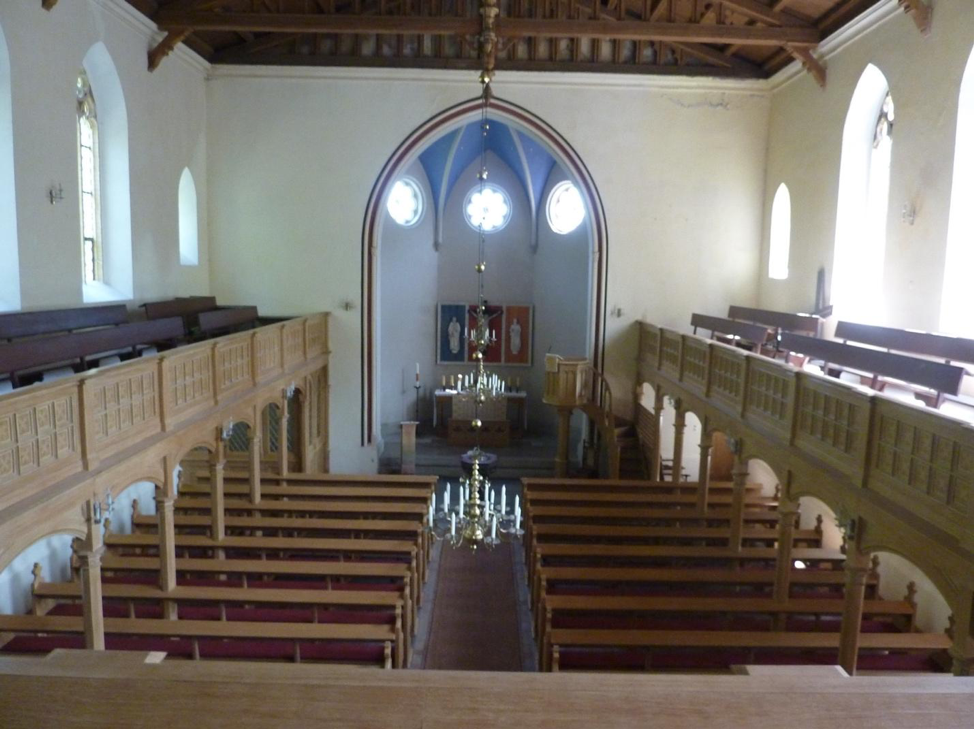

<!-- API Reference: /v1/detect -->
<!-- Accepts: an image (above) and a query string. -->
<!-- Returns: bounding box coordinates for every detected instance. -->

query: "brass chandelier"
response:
[427,0,522,550]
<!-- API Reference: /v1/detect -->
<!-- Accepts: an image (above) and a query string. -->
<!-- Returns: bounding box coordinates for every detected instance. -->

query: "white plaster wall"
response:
[0,0,209,310]
[0,533,75,615]
[759,1,974,329]
[110,480,157,535]
[206,68,769,471]
[874,551,951,633]
[747,459,780,498]
[378,160,437,433]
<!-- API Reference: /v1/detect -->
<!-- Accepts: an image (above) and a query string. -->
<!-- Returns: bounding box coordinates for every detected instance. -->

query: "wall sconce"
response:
[286,382,297,399]
[83,491,115,525]
[48,183,63,205]
[901,202,916,226]
[221,419,235,441]
[610,305,624,319]
[340,300,356,312]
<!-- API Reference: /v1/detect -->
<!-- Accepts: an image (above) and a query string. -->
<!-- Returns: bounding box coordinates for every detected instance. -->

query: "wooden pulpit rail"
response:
[0,317,185,379]
[727,305,821,336]
[690,314,772,350]
[834,320,974,368]
[779,332,966,396]
[0,304,129,341]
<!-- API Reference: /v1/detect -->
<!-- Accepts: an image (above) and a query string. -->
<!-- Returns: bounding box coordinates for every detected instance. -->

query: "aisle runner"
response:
[423,542,523,671]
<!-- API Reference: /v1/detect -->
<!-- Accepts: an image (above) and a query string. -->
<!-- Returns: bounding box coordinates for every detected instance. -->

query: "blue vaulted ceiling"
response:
[418,118,557,215]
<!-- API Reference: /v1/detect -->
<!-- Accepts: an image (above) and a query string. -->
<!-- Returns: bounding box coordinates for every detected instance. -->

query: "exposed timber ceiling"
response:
[119,0,933,84]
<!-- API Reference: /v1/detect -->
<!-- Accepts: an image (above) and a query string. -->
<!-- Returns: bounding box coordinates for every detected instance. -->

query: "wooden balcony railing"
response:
[638,321,974,665]
[0,314,329,515]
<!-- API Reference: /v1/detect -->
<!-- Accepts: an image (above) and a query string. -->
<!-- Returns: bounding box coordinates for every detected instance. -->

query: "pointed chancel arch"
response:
[0,21,19,312]
[80,42,132,303]
[768,183,791,280]
[940,46,974,337]
[360,96,608,445]
[831,64,893,324]
[178,168,199,266]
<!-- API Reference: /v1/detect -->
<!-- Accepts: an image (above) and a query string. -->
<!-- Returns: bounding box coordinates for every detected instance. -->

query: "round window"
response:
[386,178,424,227]
[464,184,512,233]
[546,180,585,235]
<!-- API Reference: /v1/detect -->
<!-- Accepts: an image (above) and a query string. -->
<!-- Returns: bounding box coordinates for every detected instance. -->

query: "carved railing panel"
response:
[680,336,709,393]
[305,314,329,359]
[0,382,82,497]
[709,345,746,411]
[283,320,305,368]
[82,360,161,463]
[254,326,283,382]
[215,333,254,399]
[744,359,794,433]
[161,343,215,425]
[868,399,973,540]
[660,329,682,377]
[640,323,661,368]
[793,376,868,477]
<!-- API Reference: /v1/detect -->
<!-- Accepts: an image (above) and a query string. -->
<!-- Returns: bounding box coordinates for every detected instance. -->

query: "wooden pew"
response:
[727,306,821,337]
[197,307,260,336]
[31,580,407,664]
[835,320,974,367]
[521,477,761,495]
[0,317,184,384]
[528,523,823,548]
[779,332,965,406]
[143,296,218,332]
[547,628,951,672]
[0,614,399,668]
[537,594,918,670]
[179,483,433,504]
[524,492,777,507]
[0,304,129,341]
[530,549,850,610]
[94,554,415,636]
[103,533,420,594]
[690,314,773,352]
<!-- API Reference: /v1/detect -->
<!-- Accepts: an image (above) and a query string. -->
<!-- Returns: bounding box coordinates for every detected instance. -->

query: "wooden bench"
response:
[103,533,422,601]
[537,594,918,670]
[0,304,129,341]
[524,492,777,507]
[779,332,966,406]
[727,305,822,337]
[0,317,184,384]
[690,314,773,353]
[197,307,260,336]
[179,482,433,504]
[174,497,429,521]
[31,579,408,663]
[0,614,399,668]
[94,554,416,634]
[528,523,823,548]
[521,477,761,495]
[143,296,218,332]
[547,628,951,672]
[531,549,851,610]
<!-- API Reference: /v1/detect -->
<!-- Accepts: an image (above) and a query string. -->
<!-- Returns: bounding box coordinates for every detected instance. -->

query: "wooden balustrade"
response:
[638,321,974,673]
[0,313,329,529]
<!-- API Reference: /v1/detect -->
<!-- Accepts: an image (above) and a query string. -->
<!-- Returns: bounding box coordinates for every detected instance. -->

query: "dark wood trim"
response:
[0,305,129,341]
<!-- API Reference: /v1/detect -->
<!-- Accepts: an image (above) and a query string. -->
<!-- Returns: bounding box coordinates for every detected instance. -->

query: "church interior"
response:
[0,0,973,726]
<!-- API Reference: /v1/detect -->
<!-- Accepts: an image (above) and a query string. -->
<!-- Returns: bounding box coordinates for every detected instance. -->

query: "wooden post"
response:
[554,407,572,477]
[773,497,800,605]
[157,496,178,619]
[949,582,974,676]
[649,389,664,480]
[838,541,871,675]
[400,421,418,475]
[696,432,712,513]
[279,394,290,477]
[670,401,686,483]
[211,436,226,541]
[78,499,105,650]
[249,430,262,505]
[729,456,748,552]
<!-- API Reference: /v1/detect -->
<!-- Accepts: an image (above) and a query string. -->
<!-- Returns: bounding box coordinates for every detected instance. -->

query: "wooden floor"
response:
[0,651,971,728]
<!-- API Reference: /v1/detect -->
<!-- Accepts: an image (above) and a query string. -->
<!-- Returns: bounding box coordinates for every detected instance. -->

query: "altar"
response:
[434,389,528,445]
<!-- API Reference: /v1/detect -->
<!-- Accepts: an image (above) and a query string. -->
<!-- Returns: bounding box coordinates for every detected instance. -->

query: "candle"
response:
[514,495,520,515]
[441,375,446,388]
[491,515,497,540]
[445,483,451,512]
[501,485,506,515]
[515,505,521,531]
[428,501,434,525]
[459,486,464,517]
[415,362,420,383]
[450,512,456,538]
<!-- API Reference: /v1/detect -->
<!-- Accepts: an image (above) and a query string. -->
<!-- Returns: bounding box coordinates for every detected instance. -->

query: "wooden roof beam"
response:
[718,0,811,27]
[899,0,932,36]
[148,30,191,71]
[157,13,821,46]
[669,41,765,76]
[786,44,825,87]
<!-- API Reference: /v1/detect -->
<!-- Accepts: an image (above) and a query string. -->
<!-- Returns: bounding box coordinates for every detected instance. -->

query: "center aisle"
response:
[422,542,528,671]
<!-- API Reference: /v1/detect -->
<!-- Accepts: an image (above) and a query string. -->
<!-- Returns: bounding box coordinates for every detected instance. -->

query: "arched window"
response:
[0,22,18,312]
[832,65,893,324]
[80,43,132,303]
[546,180,585,235]
[768,183,791,280]
[940,48,974,337]
[464,183,511,233]
[178,168,199,265]
[77,69,101,284]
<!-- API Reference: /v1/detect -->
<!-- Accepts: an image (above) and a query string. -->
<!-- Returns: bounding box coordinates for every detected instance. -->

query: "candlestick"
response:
[459,486,464,517]
[501,485,506,515]
[491,515,497,540]
[451,512,456,538]
[515,505,521,531]
[445,483,451,512]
